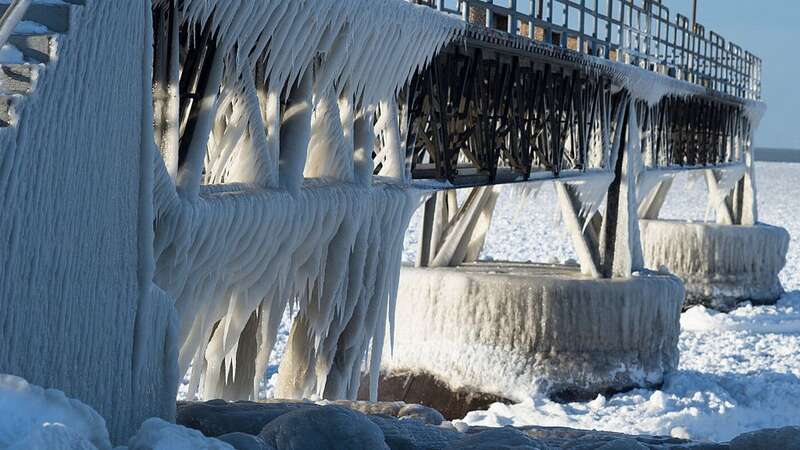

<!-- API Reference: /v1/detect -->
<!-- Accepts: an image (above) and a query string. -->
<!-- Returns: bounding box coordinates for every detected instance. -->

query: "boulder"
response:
[217,432,273,450]
[176,400,318,437]
[368,415,462,450]
[258,405,388,450]
[446,428,549,449]
[729,426,800,450]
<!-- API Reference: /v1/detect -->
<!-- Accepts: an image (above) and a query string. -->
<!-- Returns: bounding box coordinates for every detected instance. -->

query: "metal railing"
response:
[417,0,761,101]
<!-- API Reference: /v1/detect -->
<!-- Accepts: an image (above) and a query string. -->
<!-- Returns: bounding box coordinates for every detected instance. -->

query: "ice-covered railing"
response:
[417,0,761,101]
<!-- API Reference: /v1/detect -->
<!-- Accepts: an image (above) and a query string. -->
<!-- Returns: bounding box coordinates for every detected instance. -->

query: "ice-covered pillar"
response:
[176,46,225,200]
[279,70,314,192]
[377,97,406,183]
[600,98,644,278]
[353,107,376,185]
[556,182,601,278]
[416,187,500,268]
[739,139,759,226]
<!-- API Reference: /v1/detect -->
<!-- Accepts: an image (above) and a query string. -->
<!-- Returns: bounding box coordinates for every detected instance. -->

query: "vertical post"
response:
[436,0,445,11]
[509,0,518,34]
[416,196,437,268]
[462,0,470,22]
[528,0,536,38]
[691,0,698,31]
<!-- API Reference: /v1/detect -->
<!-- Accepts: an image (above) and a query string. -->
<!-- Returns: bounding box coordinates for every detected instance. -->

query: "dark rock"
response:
[176,400,319,437]
[359,371,509,420]
[368,414,462,450]
[446,427,550,449]
[729,426,800,450]
[330,400,405,417]
[259,405,388,450]
[398,404,445,426]
[218,432,273,450]
[596,438,648,449]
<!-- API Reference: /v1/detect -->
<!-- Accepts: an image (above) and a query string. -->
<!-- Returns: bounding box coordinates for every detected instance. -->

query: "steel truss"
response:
[404,40,754,187]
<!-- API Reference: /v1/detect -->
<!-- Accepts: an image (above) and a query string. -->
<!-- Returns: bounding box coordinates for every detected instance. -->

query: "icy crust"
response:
[153,166,419,403]
[0,1,178,443]
[384,264,685,401]
[463,25,765,114]
[640,220,789,310]
[154,0,464,108]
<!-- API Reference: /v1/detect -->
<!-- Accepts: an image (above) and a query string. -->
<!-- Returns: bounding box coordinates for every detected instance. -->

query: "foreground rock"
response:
[728,426,800,450]
[381,263,684,412]
[641,220,789,311]
[177,400,800,449]
[258,406,388,449]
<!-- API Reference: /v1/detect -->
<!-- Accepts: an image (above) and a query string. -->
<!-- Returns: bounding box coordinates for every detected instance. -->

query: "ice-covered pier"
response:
[0,0,783,443]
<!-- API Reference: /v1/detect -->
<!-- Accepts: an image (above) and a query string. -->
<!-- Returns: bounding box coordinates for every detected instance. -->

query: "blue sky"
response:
[663,0,800,149]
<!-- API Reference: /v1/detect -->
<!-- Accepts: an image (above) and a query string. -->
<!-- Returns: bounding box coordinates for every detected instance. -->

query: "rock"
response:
[729,426,800,450]
[368,414,462,450]
[398,404,445,425]
[596,438,649,449]
[330,400,405,417]
[217,432,273,450]
[331,400,445,425]
[176,400,318,437]
[516,425,727,449]
[446,428,549,449]
[258,405,388,450]
[358,371,509,420]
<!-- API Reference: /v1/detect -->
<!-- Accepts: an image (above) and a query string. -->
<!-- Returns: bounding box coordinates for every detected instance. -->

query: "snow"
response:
[0,375,111,450]
[0,376,236,450]
[125,418,233,450]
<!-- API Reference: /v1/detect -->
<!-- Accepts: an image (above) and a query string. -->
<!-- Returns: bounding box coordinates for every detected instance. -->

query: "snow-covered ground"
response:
[442,162,800,443]
[245,162,800,443]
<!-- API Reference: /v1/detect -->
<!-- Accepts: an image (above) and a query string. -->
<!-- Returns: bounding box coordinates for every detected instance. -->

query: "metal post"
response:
[509,0,518,34]
[691,0,697,31]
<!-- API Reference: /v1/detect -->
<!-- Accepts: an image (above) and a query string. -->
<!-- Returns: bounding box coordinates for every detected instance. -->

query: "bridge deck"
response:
[400,0,762,189]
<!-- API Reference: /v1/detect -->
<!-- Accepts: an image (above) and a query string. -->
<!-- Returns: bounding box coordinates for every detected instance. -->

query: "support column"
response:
[279,70,314,192]
[600,98,644,278]
[556,182,601,278]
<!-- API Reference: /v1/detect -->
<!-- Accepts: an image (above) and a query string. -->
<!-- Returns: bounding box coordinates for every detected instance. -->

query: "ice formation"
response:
[0,1,177,442]
[640,220,789,310]
[385,264,685,401]
[0,0,463,442]
[146,0,464,406]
